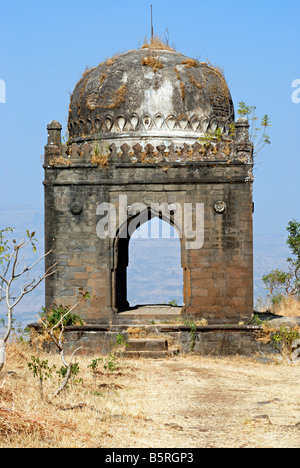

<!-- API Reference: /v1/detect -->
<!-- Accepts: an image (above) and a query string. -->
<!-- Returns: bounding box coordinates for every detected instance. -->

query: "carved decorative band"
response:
[45,139,253,169]
[68,112,233,139]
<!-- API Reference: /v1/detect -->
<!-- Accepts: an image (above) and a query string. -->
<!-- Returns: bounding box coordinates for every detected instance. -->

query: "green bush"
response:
[271,325,300,356]
[39,304,84,329]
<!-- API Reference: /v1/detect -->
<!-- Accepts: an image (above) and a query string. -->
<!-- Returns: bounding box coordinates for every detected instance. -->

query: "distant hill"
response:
[253,233,289,307]
[128,237,184,306]
[0,205,291,325]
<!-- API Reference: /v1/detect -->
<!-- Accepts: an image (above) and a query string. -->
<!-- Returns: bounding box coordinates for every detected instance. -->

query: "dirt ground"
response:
[107,355,300,448]
[1,345,300,448]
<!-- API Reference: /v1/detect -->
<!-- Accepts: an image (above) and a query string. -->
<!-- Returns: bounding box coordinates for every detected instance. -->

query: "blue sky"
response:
[0,0,299,235]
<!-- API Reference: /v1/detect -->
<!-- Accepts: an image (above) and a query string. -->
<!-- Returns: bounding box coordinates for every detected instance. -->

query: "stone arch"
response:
[112,207,184,312]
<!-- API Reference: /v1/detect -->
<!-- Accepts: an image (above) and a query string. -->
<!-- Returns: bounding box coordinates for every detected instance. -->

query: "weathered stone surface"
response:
[127,339,168,351]
[28,323,274,357]
[68,49,234,147]
[44,44,254,331]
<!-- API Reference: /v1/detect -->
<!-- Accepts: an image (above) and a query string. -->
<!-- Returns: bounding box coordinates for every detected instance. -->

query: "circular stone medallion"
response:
[214,201,226,213]
[70,202,83,215]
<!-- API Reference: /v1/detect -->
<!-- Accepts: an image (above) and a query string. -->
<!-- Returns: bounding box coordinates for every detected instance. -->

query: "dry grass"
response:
[99,73,107,87]
[141,35,175,52]
[90,152,109,168]
[77,74,90,116]
[179,82,185,101]
[141,53,164,73]
[91,142,110,168]
[49,156,71,166]
[105,57,115,67]
[205,61,230,103]
[181,59,199,69]
[257,296,300,317]
[127,327,147,339]
[87,83,127,112]
[274,296,300,317]
[174,66,181,81]
[173,66,186,101]
[98,54,120,67]
[108,83,127,109]
[188,74,202,92]
[1,341,300,448]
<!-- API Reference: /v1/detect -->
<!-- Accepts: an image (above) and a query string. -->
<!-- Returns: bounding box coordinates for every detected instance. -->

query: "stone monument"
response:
[43,41,254,340]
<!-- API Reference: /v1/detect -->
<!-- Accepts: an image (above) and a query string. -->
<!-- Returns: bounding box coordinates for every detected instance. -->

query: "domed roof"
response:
[68,44,234,147]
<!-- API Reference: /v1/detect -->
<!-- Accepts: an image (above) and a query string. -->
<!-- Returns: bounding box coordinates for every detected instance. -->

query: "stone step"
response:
[115,305,182,325]
[124,338,180,359]
[115,316,179,325]
[126,338,168,352]
[124,349,180,359]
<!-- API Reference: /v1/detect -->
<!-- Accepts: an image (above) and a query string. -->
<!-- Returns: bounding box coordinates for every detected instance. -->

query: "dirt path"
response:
[104,355,300,448]
[2,346,300,448]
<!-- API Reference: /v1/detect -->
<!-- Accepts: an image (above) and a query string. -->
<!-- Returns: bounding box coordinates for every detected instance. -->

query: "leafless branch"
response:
[12,250,53,280]
[39,296,86,398]
[0,240,57,372]
[51,346,83,398]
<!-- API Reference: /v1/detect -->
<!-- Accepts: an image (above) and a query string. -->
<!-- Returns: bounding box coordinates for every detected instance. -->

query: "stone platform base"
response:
[28,321,274,357]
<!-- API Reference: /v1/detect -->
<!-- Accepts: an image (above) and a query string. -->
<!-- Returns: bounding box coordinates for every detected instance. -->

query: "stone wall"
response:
[28,323,274,357]
[44,119,253,325]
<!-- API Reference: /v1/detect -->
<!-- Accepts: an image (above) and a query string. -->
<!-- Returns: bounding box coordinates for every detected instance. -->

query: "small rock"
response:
[253,414,271,424]
[165,422,184,431]
[257,398,281,405]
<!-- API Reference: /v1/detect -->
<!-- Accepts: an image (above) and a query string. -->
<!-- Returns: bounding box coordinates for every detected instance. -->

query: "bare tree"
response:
[0,231,57,372]
[38,290,89,398]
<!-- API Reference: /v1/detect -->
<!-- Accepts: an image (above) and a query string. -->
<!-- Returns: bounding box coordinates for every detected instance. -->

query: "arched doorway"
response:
[113,209,183,313]
[128,217,183,307]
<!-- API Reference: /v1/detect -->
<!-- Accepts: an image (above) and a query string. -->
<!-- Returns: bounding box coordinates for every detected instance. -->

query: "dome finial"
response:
[151,4,154,41]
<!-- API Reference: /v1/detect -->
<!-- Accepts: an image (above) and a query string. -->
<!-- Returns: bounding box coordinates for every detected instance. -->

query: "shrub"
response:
[39,305,84,329]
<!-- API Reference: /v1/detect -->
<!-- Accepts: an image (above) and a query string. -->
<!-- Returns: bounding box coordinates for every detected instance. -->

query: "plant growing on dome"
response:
[199,123,235,148]
[199,101,271,156]
[237,101,271,156]
[91,137,110,168]
[141,34,176,52]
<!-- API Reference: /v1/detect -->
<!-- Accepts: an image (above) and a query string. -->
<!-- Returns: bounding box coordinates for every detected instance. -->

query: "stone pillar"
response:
[47,120,62,145]
[235,117,250,143]
[44,120,62,165]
